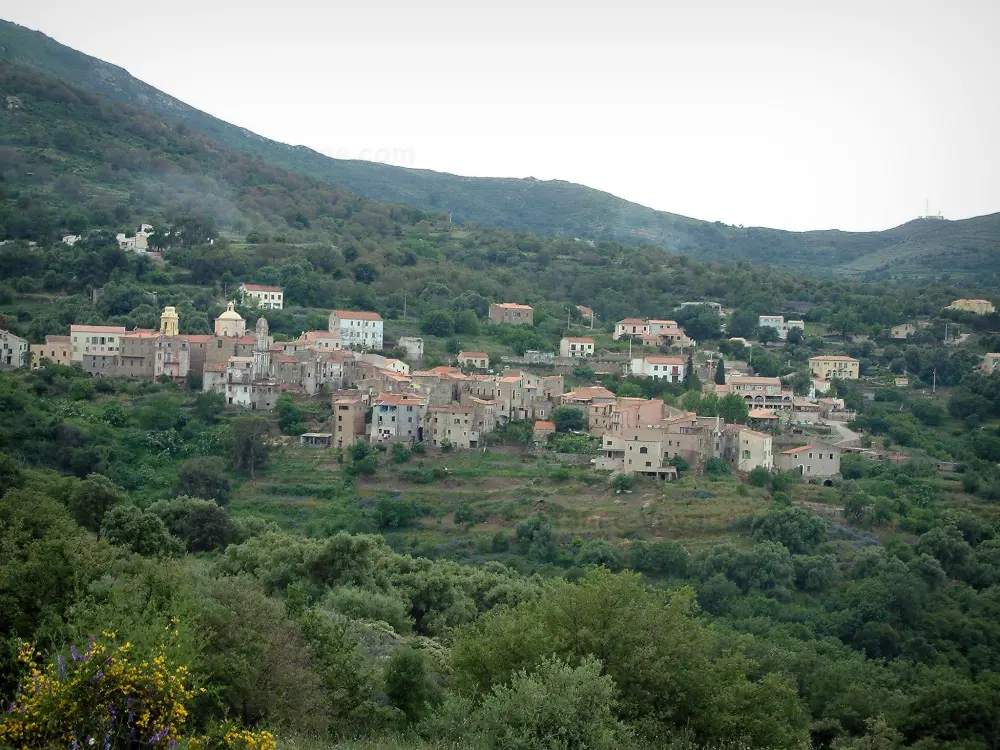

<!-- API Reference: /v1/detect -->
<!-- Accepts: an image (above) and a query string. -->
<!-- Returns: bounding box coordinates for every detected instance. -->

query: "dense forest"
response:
[4,47,1000,750]
[3,358,1000,749]
[2,19,1000,283]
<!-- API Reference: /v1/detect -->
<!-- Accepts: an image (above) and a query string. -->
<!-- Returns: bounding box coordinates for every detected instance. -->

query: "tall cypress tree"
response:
[684,353,700,391]
[715,357,726,385]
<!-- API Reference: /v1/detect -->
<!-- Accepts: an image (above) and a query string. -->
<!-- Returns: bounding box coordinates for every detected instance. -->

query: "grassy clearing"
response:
[231,444,778,553]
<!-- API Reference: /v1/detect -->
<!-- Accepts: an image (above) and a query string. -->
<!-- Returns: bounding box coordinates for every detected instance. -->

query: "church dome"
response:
[217,301,243,321]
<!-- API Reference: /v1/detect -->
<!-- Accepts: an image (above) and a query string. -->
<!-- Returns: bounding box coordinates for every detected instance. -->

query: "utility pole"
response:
[932,367,937,394]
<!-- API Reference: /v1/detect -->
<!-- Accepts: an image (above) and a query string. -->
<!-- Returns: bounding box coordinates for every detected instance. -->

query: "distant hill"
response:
[2,19,999,284]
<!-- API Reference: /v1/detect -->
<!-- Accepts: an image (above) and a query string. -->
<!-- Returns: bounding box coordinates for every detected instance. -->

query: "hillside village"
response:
[4,23,1000,750]
[10,282,915,482]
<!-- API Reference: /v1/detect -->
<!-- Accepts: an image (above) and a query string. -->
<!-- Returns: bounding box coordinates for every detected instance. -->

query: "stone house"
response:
[488,303,534,326]
[775,440,842,478]
[30,335,71,368]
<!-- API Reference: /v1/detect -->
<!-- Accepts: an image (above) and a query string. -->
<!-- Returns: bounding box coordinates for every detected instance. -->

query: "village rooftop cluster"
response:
[0,287,912,482]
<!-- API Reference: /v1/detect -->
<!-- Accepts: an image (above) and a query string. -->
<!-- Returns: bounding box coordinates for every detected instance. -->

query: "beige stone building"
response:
[982,353,1000,375]
[776,441,842,478]
[30,335,71,368]
[721,425,773,472]
[533,420,556,444]
[596,401,724,476]
[489,302,534,326]
[331,391,367,449]
[726,376,795,410]
[614,318,650,340]
[425,404,482,449]
[808,355,860,380]
[458,351,490,370]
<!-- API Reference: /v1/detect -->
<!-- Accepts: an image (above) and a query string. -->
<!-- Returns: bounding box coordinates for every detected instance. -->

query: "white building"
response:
[757,315,805,340]
[630,355,687,382]
[239,283,284,310]
[70,324,127,362]
[115,224,153,253]
[0,329,29,368]
[329,310,384,351]
[560,337,595,358]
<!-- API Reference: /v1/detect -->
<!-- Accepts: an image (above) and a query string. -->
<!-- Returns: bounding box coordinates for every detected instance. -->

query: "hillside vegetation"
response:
[2,19,999,284]
[5,56,998,351]
[4,36,1000,750]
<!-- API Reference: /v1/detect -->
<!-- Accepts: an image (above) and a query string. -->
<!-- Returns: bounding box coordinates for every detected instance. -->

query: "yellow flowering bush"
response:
[187,723,277,750]
[0,623,280,750]
[0,631,193,749]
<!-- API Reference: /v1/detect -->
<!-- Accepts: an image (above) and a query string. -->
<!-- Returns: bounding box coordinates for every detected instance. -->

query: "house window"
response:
[639,446,648,454]
[742,450,751,459]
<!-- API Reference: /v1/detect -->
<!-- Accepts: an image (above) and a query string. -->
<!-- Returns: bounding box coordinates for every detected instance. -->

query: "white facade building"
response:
[560,337,595,358]
[70,325,127,362]
[757,315,805,340]
[329,310,384,351]
[630,355,687,382]
[239,283,284,310]
[0,329,29,368]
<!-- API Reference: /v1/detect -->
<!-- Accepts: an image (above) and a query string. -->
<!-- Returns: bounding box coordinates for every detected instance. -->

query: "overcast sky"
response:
[4,0,999,231]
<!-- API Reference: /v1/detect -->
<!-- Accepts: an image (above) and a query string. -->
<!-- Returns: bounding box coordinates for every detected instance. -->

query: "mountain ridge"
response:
[1,18,999,283]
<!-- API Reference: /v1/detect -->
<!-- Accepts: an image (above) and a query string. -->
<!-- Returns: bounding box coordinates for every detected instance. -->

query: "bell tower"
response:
[253,316,271,380]
[159,306,179,337]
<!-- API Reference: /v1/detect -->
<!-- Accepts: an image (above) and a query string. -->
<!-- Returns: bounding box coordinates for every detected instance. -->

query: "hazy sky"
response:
[4,0,999,231]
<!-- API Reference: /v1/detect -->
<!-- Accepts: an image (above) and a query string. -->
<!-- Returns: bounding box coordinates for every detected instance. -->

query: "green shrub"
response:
[472,656,631,750]
[323,586,413,632]
[391,443,412,464]
[611,473,635,493]
[705,457,730,477]
[748,467,771,487]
